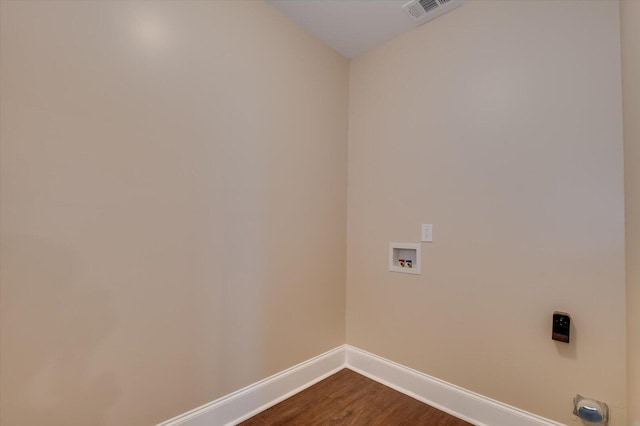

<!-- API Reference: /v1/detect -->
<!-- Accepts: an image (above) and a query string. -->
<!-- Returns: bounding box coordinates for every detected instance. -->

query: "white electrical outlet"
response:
[421,224,433,242]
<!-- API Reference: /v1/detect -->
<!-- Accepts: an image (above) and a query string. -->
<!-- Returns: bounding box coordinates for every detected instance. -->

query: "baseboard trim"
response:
[156,346,346,426]
[345,345,565,426]
[157,344,566,426]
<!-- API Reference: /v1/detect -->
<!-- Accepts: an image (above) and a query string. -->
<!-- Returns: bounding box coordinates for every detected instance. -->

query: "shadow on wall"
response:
[0,234,118,425]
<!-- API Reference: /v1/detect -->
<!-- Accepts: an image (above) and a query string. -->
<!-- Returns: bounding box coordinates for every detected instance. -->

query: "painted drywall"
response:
[621,1,640,425]
[0,1,348,424]
[346,1,626,424]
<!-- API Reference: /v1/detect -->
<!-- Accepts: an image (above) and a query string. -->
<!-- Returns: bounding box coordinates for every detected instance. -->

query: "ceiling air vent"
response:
[419,0,439,13]
[402,0,467,26]
[404,1,428,19]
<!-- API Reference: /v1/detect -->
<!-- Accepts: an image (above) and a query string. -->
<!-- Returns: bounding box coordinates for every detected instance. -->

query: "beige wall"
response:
[0,1,348,425]
[2,0,636,425]
[346,1,627,424]
[621,1,640,425]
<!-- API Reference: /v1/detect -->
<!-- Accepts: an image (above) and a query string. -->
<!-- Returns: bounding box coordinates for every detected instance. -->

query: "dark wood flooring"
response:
[238,368,473,426]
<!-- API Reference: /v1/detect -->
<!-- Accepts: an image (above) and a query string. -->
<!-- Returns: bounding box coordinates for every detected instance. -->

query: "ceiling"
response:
[266,0,423,58]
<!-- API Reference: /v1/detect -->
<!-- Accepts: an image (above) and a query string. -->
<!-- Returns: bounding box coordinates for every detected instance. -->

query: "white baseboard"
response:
[345,345,565,426]
[156,346,345,426]
[157,344,565,426]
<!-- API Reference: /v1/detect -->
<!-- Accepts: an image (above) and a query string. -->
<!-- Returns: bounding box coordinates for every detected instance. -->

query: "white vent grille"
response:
[402,0,466,25]
[404,1,427,19]
[418,0,439,13]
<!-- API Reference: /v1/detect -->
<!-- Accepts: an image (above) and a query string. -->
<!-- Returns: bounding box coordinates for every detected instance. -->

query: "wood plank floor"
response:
[238,368,473,425]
